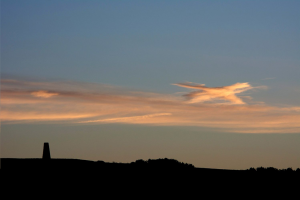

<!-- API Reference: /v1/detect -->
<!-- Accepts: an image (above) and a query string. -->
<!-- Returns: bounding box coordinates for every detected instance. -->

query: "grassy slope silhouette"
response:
[1,158,299,174]
[1,143,299,174]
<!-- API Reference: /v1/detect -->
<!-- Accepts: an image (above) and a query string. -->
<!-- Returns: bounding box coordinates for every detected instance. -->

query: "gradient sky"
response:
[1,0,300,169]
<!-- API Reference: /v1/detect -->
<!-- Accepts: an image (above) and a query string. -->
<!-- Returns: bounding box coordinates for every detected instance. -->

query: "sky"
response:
[1,0,300,169]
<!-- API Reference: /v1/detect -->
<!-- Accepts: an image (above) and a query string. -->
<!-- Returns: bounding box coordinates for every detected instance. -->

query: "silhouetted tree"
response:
[285,167,293,173]
[248,167,256,172]
[256,166,265,172]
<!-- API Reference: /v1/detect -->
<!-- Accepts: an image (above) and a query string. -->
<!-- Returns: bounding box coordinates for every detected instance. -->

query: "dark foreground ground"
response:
[1,158,299,196]
[1,157,299,173]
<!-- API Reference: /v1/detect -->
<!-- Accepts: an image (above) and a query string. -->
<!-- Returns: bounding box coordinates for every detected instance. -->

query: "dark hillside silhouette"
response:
[1,143,299,175]
[1,143,299,196]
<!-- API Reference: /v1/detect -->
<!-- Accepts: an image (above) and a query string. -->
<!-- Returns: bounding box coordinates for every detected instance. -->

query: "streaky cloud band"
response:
[1,78,299,133]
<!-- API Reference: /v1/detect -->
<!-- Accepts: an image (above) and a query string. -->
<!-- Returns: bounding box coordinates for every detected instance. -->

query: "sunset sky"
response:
[1,0,300,169]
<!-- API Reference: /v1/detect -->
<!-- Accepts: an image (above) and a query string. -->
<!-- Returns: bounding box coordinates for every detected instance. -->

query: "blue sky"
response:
[1,0,300,169]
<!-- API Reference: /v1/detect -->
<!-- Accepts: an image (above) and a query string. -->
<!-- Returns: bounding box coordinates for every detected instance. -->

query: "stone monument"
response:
[42,142,51,159]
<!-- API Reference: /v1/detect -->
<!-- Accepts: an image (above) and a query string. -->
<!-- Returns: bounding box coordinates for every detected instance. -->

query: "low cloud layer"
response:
[1,78,300,133]
[80,113,172,123]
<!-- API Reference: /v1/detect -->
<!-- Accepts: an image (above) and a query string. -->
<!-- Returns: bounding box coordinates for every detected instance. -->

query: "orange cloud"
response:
[1,78,299,133]
[80,113,172,123]
[31,90,59,98]
[1,110,95,122]
[173,82,256,104]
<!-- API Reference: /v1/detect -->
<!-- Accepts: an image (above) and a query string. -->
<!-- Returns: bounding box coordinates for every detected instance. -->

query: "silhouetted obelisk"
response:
[43,142,51,159]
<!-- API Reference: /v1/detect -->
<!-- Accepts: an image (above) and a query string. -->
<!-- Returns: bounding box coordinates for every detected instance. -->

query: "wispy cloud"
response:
[80,113,172,123]
[1,78,299,133]
[173,82,256,104]
[31,90,59,98]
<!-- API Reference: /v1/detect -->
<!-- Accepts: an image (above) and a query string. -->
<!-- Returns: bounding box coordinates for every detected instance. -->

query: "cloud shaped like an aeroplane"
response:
[173,82,255,104]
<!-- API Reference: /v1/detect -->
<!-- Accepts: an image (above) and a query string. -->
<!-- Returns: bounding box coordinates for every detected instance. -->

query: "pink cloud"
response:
[173,82,255,104]
[31,90,59,98]
[1,78,299,133]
